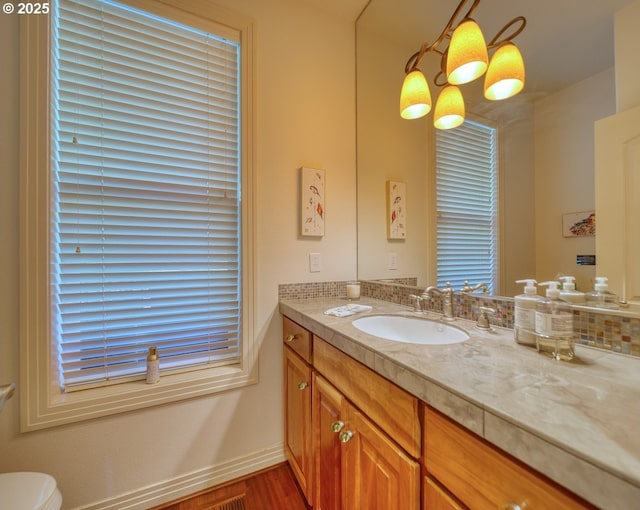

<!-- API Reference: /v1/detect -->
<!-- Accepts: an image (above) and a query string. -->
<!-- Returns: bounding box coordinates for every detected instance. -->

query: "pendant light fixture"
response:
[400,69,432,119]
[399,0,526,128]
[484,42,525,100]
[434,85,465,130]
[446,19,488,85]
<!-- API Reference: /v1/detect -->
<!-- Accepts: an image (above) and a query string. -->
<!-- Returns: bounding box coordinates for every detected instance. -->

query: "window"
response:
[435,119,499,293]
[20,0,255,430]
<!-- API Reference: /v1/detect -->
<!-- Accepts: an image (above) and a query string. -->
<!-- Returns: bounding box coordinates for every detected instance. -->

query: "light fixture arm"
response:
[403,0,526,87]
[486,15,526,48]
[404,0,480,75]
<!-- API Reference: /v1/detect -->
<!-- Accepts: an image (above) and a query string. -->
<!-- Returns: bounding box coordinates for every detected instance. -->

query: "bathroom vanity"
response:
[280,296,640,509]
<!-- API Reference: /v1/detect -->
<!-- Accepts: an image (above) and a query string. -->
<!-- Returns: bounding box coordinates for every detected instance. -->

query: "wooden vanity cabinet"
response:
[284,317,420,509]
[283,318,313,504]
[313,336,420,510]
[284,315,596,510]
[423,406,596,510]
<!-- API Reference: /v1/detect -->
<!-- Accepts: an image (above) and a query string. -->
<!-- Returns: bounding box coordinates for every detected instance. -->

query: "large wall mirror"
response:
[356,0,638,301]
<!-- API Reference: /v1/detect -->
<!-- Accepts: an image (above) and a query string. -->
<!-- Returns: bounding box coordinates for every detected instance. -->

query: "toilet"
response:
[0,472,62,510]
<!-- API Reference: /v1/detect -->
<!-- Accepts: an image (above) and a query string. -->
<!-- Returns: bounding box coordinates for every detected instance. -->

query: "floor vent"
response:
[209,495,246,510]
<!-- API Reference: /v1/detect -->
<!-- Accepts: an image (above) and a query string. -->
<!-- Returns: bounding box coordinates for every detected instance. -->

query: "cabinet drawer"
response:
[283,316,312,363]
[424,406,594,510]
[314,337,420,458]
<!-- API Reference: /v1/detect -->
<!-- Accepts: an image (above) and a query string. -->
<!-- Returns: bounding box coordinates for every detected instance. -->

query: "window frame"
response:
[19,0,256,431]
[432,115,502,294]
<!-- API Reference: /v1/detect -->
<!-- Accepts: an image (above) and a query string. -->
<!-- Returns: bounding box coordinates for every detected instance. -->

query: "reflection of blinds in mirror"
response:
[435,119,499,294]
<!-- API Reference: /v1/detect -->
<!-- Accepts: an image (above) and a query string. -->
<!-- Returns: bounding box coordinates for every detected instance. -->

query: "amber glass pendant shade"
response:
[433,85,465,130]
[446,19,488,85]
[484,42,525,100]
[400,70,432,119]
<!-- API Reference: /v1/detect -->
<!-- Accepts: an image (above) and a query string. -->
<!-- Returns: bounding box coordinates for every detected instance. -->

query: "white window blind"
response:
[52,0,242,390]
[435,120,499,293]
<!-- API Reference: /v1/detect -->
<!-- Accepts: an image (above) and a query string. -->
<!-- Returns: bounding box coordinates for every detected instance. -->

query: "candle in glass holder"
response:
[346,282,361,300]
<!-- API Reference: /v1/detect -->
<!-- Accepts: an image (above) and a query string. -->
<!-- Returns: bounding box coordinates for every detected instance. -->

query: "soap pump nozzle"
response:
[515,279,537,295]
[594,276,609,293]
[539,281,561,299]
[559,276,576,291]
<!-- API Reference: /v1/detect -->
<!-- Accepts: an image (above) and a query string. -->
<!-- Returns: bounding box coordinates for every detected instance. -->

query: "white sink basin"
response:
[352,315,469,345]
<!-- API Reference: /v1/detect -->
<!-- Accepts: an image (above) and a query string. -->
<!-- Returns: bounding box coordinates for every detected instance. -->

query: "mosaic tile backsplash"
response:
[278,279,640,358]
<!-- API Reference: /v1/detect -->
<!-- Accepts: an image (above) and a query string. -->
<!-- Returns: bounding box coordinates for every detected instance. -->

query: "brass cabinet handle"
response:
[285,334,297,343]
[297,381,308,390]
[331,420,344,433]
[339,430,354,443]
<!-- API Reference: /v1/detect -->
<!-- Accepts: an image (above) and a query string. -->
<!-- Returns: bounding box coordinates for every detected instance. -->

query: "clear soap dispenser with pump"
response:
[585,277,619,309]
[514,279,540,347]
[535,281,575,361]
[558,276,585,304]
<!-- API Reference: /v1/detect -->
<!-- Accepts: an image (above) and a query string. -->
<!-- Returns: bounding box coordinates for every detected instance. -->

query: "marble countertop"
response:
[279,296,640,510]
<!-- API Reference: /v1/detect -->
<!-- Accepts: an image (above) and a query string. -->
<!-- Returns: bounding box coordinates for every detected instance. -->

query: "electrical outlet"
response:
[388,252,398,270]
[309,252,322,272]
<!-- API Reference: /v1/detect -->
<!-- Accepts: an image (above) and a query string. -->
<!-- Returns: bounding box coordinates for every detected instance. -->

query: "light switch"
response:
[309,252,322,272]
[388,252,398,270]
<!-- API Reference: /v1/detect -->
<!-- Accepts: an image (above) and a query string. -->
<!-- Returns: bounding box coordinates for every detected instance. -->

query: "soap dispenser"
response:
[535,281,574,361]
[514,279,540,347]
[558,276,585,304]
[585,277,619,309]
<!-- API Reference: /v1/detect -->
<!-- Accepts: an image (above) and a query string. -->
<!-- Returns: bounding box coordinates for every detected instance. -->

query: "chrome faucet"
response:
[460,281,489,295]
[424,282,455,320]
[422,281,489,321]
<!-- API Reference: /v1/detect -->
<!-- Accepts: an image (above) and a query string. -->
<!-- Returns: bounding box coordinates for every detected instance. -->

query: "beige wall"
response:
[534,69,616,293]
[615,0,640,112]
[356,28,430,284]
[0,0,357,508]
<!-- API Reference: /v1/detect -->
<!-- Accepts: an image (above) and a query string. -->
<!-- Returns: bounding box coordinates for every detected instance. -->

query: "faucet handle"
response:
[408,294,423,312]
[476,306,496,330]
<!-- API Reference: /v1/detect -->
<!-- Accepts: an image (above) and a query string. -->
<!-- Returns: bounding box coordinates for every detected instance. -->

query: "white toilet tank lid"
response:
[0,472,62,510]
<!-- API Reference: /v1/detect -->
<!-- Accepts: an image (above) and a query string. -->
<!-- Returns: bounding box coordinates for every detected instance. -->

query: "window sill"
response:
[21,362,258,432]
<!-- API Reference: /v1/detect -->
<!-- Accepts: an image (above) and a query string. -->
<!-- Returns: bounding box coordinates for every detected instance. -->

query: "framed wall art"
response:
[387,180,406,239]
[300,167,325,237]
[563,211,595,237]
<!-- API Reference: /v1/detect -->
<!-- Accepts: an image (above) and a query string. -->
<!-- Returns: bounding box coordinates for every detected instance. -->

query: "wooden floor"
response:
[152,462,309,510]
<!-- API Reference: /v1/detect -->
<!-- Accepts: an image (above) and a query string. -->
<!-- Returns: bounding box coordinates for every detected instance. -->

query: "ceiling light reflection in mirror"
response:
[399,0,526,127]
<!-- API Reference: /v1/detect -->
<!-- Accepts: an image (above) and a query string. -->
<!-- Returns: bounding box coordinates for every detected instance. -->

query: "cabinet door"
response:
[423,476,465,510]
[342,402,420,510]
[313,374,344,510]
[284,346,313,504]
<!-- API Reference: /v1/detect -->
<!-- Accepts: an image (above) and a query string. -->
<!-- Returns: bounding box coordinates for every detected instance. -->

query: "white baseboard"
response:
[76,442,286,510]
